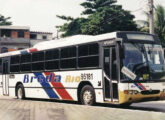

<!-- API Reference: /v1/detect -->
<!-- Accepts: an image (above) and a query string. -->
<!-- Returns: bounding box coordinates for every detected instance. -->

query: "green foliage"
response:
[80,0,117,15]
[58,18,87,37]
[56,15,74,21]
[57,0,138,37]
[155,5,165,44]
[0,14,12,25]
[81,6,137,35]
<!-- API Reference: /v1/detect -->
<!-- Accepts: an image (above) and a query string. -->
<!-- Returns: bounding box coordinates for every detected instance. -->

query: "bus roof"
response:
[0,32,117,58]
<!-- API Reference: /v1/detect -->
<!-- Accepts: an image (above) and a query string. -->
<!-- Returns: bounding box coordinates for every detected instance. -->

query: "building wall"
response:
[0,29,30,53]
[0,27,53,53]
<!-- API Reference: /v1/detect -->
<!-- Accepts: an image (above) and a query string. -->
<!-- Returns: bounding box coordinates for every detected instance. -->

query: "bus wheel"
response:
[80,85,95,105]
[16,84,25,99]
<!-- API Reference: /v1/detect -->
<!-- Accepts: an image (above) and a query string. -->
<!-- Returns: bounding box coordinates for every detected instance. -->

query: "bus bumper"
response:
[119,90,165,104]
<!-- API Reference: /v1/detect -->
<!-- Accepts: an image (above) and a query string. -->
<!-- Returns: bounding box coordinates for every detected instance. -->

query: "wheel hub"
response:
[83,90,92,105]
[18,88,22,99]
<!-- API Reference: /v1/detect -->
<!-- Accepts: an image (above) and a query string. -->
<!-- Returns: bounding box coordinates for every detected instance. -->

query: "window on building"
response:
[30,34,37,39]
[42,35,47,40]
[18,31,24,38]
[1,30,11,37]
[1,47,8,53]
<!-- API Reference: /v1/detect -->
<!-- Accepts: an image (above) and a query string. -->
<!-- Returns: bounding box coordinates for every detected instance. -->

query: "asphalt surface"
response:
[0,96,165,120]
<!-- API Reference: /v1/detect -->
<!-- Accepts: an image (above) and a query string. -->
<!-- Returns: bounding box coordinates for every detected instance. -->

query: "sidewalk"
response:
[0,96,165,120]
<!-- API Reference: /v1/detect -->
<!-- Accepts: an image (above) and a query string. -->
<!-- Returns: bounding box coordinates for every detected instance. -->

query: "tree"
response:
[81,5,138,35]
[56,16,87,37]
[57,0,138,37]
[154,5,165,44]
[0,14,12,25]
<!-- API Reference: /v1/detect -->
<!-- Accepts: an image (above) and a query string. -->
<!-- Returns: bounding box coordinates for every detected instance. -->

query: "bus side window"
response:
[60,47,76,69]
[32,52,44,71]
[112,47,117,80]
[45,49,59,70]
[10,55,20,73]
[21,53,31,72]
[78,43,99,68]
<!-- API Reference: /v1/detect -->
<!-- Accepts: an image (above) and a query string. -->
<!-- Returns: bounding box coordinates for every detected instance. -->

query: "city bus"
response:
[0,31,165,106]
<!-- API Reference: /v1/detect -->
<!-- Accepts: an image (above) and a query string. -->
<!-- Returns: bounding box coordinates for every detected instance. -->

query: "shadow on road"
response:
[22,98,165,113]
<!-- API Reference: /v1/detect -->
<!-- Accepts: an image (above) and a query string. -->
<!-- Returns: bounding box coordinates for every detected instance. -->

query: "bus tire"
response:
[16,84,25,99]
[80,85,95,105]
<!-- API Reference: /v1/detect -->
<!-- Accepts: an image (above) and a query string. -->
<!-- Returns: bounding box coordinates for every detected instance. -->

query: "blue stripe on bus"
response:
[34,72,59,99]
[134,83,143,90]
[21,50,28,55]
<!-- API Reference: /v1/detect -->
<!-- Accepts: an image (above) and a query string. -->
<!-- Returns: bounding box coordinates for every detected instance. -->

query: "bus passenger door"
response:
[103,47,118,102]
[2,59,9,95]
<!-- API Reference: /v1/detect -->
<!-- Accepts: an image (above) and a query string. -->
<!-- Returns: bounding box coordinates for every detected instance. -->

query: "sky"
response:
[0,0,165,35]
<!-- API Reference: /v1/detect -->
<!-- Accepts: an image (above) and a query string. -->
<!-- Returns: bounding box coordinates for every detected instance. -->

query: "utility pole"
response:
[148,0,154,34]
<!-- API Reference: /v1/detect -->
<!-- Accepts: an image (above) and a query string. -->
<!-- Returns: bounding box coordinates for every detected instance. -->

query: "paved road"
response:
[0,96,165,120]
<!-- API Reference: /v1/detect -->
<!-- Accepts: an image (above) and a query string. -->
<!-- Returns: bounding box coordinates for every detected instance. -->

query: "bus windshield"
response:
[122,43,165,81]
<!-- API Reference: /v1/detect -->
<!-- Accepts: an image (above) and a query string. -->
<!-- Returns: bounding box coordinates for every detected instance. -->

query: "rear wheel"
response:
[80,85,95,105]
[16,84,25,99]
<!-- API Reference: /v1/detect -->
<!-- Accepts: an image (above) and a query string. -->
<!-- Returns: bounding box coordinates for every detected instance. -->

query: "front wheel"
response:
[16,84,25,99]
[80,85,95,105]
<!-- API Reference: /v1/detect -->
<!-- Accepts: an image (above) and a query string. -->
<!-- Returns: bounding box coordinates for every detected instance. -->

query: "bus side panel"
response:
[0,75,3,95]
[9,73,50,99]
[8,69,104,102]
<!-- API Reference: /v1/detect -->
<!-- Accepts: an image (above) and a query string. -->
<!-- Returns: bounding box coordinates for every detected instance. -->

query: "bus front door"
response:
[103,47,118,102]
[2,59,9,95]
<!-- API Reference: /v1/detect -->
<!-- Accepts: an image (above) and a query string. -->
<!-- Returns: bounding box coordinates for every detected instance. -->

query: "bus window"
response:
[45,60,59,70]
[45,49,59,60]
[112,47,117,80]
[10,55,20,73]
[32,52,44,62]
[61,47,76,58]
[60,47,76,69]
[78,43,99,68]
[61,59,76,69]
[21,54,31,63]
[32,52,44,71]
[32,62,44,71]
[11,55,20,64]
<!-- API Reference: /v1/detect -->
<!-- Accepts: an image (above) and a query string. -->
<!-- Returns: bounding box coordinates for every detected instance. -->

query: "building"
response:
[0,26,53,53]
[30,31,53,46]
[0,26,30,53]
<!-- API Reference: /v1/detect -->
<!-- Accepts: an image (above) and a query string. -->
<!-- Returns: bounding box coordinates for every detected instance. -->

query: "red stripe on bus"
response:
[44,72,73,100]
[138,83,146,90]
[29,48,38,53]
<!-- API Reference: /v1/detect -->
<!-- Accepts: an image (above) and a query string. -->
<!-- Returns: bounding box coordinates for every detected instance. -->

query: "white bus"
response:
[0,31,165,106]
